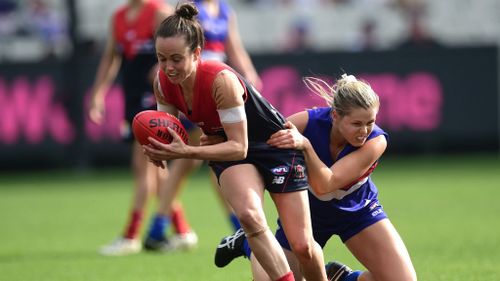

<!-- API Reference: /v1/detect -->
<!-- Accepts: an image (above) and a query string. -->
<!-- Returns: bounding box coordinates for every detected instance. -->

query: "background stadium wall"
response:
[0,47,498,170]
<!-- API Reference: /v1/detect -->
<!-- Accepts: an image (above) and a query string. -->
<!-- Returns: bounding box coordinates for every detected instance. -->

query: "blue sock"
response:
[243,239,251,258]
[345,270,363,281]
[229,213,241,231]
[147,214,170,240]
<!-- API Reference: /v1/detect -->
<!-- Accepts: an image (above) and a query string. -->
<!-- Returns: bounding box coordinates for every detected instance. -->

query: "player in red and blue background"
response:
[88,0,196,256]
[215,74,417,281]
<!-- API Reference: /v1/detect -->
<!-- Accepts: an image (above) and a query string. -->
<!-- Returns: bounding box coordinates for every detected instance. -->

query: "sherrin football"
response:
[132,110,189,145]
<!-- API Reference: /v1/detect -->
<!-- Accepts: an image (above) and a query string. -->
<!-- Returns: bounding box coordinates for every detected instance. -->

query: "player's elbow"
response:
[308,178,333,196]
[229,141,247,160]
[234,151,247,161]
[233,143,248,160]
[310,184,329,196]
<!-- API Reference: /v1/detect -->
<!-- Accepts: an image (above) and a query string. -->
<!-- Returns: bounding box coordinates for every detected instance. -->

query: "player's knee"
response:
[235,208,266,232]
[288,238,315,261]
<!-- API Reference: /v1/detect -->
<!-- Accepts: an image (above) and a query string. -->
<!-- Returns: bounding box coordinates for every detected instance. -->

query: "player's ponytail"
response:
[303,74,379,116]
[303,76,335,106]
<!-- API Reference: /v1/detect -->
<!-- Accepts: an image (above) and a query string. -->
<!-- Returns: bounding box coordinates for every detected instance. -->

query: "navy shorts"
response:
[275,199,388,249]
[124,91,156,142]
[209,142,308,193]
[180,116,197,131]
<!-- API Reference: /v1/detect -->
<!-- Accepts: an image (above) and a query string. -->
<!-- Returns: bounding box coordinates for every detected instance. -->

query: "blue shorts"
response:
[209,142,308,193]
[275,199,387,249]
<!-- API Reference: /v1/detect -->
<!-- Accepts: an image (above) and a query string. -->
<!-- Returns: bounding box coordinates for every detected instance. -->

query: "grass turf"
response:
[0,154,499,280]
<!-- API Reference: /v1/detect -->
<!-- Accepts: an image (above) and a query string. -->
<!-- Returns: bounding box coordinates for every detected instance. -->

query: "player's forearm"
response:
[186,140,247,161]
[302,138,335,195]
[92,54,120,97]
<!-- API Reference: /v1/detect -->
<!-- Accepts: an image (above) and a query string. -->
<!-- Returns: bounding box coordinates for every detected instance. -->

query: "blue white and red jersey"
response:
[195,0,231,62]
[303,107,388,213]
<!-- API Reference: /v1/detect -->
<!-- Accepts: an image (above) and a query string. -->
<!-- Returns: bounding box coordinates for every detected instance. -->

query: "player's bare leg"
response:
[272,191,327,281]
[251,247,304,281]
[219,164,293,281]
[210,170,241,230]
[344,219,417,281]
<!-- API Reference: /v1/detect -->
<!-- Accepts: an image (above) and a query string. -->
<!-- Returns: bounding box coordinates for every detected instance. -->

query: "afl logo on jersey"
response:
[271,165,289,175]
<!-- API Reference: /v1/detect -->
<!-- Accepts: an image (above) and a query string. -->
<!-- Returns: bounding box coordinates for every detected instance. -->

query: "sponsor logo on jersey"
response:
[368,201,379,211]
[371,208,383,217]
[272,176,285,184]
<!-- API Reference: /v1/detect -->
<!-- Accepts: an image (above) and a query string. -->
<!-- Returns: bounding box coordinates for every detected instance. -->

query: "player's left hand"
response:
[267,121,306,150]
[143,127,190,161]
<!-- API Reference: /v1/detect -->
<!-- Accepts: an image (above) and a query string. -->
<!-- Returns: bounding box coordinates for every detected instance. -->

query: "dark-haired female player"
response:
[142,3,327,281]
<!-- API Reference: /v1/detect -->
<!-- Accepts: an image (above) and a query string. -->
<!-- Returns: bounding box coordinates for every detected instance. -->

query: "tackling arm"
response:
[307,135,387,195]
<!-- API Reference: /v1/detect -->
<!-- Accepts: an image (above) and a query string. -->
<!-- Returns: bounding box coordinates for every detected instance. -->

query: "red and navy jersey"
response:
[157,60,286,141]
[303,107,388,211]
[113,1,158,59]
[113,0,159,97]
[194,0,230,61]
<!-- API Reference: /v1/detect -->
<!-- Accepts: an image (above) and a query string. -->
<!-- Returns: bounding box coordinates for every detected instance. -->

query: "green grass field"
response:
[1,154,499,281]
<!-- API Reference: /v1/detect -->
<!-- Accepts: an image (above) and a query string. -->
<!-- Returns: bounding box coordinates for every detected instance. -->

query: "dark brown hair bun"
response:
[175,3,199,20]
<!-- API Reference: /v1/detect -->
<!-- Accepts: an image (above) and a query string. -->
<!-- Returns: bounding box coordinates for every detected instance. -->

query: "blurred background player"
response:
[143,0,263,251]
[215,74,417,281]
[88,0,196,256]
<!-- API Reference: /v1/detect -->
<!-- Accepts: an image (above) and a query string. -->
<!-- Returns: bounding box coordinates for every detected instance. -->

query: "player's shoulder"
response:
[304,106,332,122]
[201,60,235,77]
[370,124,388,141]
[213,69,242,94]
[217,69,239,80]
[112,4,128,19]
[371,124,386,136]
[287,111,309,133]
[203,59,229,69]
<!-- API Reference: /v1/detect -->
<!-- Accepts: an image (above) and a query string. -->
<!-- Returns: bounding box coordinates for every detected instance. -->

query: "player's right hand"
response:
[89,96,105,124]
[267,121,306,150]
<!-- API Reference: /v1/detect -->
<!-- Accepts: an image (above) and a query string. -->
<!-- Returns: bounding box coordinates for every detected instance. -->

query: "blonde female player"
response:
[216,74,417,281]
